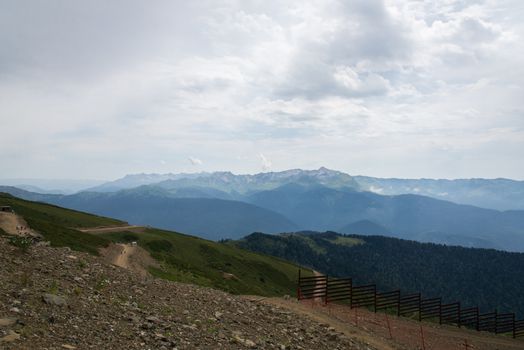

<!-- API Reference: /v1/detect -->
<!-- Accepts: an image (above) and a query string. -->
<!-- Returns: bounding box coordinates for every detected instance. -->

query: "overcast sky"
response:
[1,0,523,180]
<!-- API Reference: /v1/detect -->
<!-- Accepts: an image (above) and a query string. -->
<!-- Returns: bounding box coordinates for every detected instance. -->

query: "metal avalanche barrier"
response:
[297,270,524,339]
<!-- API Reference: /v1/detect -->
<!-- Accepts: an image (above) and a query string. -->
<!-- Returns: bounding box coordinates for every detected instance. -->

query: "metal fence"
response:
[297,270,524,339]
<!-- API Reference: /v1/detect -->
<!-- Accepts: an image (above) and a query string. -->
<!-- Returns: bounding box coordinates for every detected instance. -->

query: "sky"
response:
[1,0,523,180]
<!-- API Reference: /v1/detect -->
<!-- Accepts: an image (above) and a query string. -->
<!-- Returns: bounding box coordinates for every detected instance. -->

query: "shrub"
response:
[9,236,32,252]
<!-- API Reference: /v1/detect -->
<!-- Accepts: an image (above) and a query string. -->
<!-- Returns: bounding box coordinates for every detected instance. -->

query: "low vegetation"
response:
[0,192,117,254]
[103,228,312,296]
[0,192,312,296]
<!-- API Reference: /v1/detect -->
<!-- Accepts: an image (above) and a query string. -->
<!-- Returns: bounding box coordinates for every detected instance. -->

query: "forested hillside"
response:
[233,231,524,317]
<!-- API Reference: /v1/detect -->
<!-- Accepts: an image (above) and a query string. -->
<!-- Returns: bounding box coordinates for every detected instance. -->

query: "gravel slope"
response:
[0,236,374,349]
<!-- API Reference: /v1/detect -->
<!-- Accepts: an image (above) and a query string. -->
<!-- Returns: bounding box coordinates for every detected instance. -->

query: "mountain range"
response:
[1,167,524,251]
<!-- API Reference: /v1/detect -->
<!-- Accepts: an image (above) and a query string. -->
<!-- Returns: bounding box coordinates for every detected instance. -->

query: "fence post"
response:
[324,276,328,305]
[297,269,301,300]
[397,293,401,317]
[513,313,516,339]
[418,293,422,322]
[476,307,479,331]
[350,281,353,309]
[374,286,377,313]
[457,302,461,328]
[439,300,442,325]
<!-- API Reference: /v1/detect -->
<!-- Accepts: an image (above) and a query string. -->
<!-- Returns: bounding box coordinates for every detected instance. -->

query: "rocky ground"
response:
[0,236,375,349]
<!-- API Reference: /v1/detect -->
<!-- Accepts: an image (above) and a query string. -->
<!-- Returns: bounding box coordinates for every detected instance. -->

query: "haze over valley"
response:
[2,167,524,252]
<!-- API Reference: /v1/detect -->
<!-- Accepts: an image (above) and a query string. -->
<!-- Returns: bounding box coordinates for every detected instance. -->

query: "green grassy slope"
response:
[0,192,123,254]
[102,229,311,296]
[0,192,311,296]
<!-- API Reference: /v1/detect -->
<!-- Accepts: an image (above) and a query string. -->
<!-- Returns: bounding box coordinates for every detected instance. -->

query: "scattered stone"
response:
[0,318,18,327]
[0,330,20,343]
[146,316,161,324]
[42,293,67,306]
[0,235,374,350]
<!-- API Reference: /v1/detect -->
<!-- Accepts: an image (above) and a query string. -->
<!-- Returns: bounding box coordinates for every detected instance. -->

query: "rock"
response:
[146,316,161,324]
[222,272,237,280]
[328,333,338,341]
[42,293,67,306]
[0,330,20,343]
[243,338,257,348]
[9,307,20,313]
[233,334,257,348]
[214,311,223,319]
[0,318,18,327]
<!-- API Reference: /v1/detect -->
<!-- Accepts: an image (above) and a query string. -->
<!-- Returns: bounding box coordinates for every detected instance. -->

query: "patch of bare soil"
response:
[261,298,524,350]
[0,212,41,238]
[99,243,158,278]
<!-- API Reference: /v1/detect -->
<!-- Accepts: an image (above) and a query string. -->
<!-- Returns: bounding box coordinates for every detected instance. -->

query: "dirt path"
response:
[0,212,40,238]
[99,243,158,278]
[253,297,524,350]
[76,225,145,234]
[113,244,136,269]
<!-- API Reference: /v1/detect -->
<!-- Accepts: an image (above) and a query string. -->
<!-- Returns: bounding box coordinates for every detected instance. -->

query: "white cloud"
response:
[259,153,272,171]
[0,0,523,179]
[188,157,203,166]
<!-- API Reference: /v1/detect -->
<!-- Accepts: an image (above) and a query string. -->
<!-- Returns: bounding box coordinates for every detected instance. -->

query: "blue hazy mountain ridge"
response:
[87,167,361,195]
[0,186,298,240]
[245,183,524,251]
[354,176,524,211]
[2,166,524,251]
[4,168,524,210]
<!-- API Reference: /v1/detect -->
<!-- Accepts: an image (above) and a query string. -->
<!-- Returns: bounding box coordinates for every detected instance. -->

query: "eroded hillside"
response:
[0,236,372,349]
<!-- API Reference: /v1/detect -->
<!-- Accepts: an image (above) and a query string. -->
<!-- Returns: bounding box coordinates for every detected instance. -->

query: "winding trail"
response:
[113,244,136,269]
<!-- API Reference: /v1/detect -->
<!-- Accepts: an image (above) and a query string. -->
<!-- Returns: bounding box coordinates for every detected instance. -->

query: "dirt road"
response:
[76,225,145,234]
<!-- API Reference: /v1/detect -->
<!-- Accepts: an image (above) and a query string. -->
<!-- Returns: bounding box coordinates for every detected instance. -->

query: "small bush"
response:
[120,233,139,243]
[9,236,32,252]
[145,240,173,252]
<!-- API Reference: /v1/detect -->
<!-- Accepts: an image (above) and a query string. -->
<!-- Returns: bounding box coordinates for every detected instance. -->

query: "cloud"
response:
[0,0,523,179]
[259,153,272,171]
[188,157,203,166]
